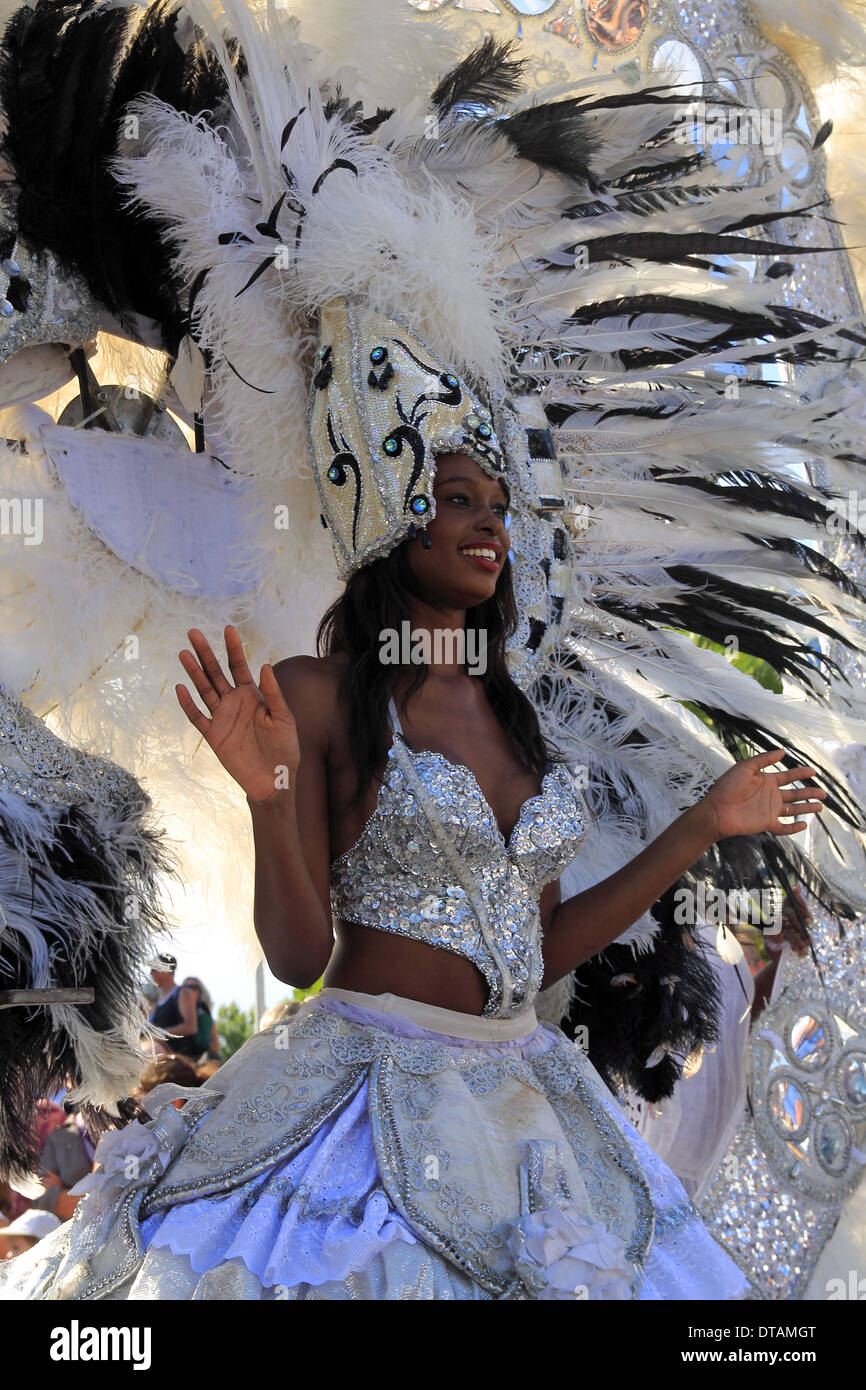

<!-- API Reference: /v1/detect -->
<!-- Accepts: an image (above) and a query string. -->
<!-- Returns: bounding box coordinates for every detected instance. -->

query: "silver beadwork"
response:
[0,684,147,809]
[330,703,587,1019]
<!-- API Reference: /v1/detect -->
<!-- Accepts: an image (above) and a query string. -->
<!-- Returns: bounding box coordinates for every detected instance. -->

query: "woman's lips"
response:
[459,548,499,573]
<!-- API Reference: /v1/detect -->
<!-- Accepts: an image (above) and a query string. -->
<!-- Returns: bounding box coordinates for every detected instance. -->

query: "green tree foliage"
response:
[667,631,784,752]
[687,633,783,692]
[216,1001,255,1060]
[291,976,323,1003]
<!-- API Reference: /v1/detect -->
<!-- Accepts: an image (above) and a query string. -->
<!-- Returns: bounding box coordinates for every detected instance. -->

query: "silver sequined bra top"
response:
[329,696,588,1019]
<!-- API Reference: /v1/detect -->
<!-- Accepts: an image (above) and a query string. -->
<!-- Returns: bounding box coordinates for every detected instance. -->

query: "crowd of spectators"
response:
[0,1051,216,1261]
[0,955,303,1262]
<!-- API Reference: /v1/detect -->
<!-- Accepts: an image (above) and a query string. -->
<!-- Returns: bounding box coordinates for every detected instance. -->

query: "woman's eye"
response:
[445,494,508,516]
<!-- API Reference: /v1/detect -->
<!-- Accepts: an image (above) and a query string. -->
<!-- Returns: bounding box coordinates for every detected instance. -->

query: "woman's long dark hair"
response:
[317,539,565,810]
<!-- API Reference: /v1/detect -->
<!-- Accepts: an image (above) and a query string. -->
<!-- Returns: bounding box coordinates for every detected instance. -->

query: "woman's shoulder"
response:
[271,653,349,750]
[271,652,347,692]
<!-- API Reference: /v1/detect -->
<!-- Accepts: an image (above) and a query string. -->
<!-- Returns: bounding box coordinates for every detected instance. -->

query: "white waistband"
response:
[316,986,539,1041]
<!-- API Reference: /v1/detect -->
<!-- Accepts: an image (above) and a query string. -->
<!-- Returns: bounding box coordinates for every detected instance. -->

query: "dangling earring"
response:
[421,529,432,550]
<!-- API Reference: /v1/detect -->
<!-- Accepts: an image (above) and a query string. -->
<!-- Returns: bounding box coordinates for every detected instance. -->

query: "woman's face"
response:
[406,453,509,606]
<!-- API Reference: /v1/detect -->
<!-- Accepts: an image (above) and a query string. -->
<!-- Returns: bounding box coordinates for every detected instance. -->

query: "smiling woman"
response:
[428,452,509,569]
[1,454,823,1298]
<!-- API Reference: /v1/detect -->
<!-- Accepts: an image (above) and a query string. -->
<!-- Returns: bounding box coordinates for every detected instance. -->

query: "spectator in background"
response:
[181,977,221,1060]
[0,1209,61,1260]
[148,954,200,1057]
[34,1108,96,1221]
[33,1098,67,1148]
[140,976,159,1019]
[746,886,812,1020]
[0,1098,72,1227]
[137,1053,200,1109]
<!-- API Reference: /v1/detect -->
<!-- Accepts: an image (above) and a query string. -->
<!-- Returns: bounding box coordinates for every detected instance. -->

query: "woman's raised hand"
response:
[701,749,828,841]
[175,626,299,804]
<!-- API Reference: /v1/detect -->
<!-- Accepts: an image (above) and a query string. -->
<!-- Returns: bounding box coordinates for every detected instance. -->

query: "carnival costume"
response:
[1,691,751,1299]
[1,0,866,1297]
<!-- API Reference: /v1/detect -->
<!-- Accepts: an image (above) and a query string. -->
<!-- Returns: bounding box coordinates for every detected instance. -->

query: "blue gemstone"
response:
[445,374,458,386]
[410,495,429,515]
[0,300,13,316]
[370,346,387,363]
[478,423,492,438]
[384,437,399,454]
[793,1019,826,1061]
[844,1056,866,1106]
[816,1116,847,1170]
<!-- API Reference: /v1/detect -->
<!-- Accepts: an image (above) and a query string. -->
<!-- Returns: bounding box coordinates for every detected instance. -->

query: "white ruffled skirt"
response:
[0,989,751,1301]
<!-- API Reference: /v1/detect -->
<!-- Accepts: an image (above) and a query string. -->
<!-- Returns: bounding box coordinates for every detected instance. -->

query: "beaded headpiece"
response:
[309,297,507,577]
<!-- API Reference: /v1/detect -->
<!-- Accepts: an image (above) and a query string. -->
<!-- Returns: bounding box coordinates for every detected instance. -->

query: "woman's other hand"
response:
[700,750,827,841]
[176,625,300,804]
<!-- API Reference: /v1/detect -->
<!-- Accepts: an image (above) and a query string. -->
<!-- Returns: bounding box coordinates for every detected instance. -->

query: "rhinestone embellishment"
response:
[330,725,587,1020]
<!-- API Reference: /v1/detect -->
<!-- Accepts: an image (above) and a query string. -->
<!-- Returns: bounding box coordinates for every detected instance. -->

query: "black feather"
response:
[500,99,598,187]
[499,88,705,188]
[0,796,176,1180]
[556,295,866,367]
[594,578,850,691]
[814,118,833,150]
[657,467,863,538]
[0,0,245,356]
[430,35,525,117]
[562,888,723,1104]
[759,535,865,600]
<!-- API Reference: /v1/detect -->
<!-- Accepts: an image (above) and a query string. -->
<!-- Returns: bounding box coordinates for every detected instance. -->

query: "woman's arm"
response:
[248,656,336,985]
[38,1171,83,1222]
[540,751,826,989]
[161,985,198,1038]
[540,801,715,988]
[176,630,334,990]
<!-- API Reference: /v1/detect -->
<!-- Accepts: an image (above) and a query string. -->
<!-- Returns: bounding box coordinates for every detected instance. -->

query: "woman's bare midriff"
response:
[322,918,489,1016]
